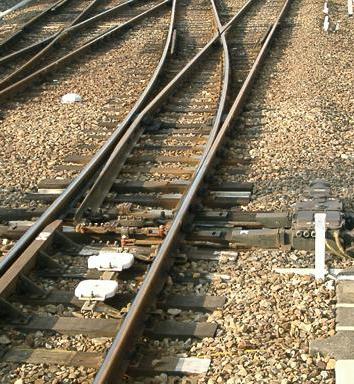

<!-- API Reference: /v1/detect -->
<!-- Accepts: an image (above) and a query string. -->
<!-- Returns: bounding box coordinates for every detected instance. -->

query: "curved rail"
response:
[93,0,292,380]
[73,35,220,221]
[74,0,254,220]
[0,0,174,276]
[0,0,70,51]
[0,0,148,98]
[202,0,231,159]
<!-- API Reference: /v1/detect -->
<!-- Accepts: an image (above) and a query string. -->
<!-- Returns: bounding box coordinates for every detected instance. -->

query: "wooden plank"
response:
[13,315,121,337]
[36,263,147,282]
[0,208,45,221]
[38,179,71,189]
[145,128,210,135]
[63,155,91,164]
[121,166,195,175]
[112,180,189,193]
[0,223,32,239]
[171,272,231,283]
[146,320,217,339]
[337,281,354,304]
[337,307,354,329]
[160,295,225,312]
[129,356,211,376]
[2,348,103,368]
[158,122,210,129]
[26,193,181,207]
[310,332,354,360]
[110,194,181,209]
[186,248,224,261]
[203,195,251,208]
[213,182,253,192]
[26,193,59,203]
[0,221,62,298]
[142,133,207,142]
[127,155,201,165]
[55,164,83,172]
[14,292,223,313]
[136,144,204,151]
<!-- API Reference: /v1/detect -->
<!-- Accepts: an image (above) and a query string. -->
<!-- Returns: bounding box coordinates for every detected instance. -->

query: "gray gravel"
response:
[0,0,59,41]
[220,0,354,212]
[205,0,353,382]
[125,0,353,383]
[1,0,353,382]
[0,10,170,209]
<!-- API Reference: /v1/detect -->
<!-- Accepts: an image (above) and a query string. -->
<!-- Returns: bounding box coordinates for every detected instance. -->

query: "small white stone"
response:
[61,93,82,104]
[167,308,182,315]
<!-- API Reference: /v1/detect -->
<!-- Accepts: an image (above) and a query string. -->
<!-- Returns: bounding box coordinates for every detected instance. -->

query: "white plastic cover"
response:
[74,279,118,301]
[323,15,329,31]
[88,251,134,271]
[61,93,82,104]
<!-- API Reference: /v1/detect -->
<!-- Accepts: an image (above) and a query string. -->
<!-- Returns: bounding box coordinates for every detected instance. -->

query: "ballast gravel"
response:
[224,0,354,212]
[202,0,352,383]
[0,0,58,41]
[127,0,352,383]
[0,0,353,382]
[0,10,170,209]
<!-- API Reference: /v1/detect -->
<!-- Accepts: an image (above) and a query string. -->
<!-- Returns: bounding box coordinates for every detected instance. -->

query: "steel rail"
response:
[0,0,70,51]
[0,0,142,94]
[93,0,292,381]
[0,33,60,66]
[0,0,174,276]
[73,37,220,221]
[202,0,231,158]
[0,0,169,102]
[0,0,143,67]
[74,0,254,220]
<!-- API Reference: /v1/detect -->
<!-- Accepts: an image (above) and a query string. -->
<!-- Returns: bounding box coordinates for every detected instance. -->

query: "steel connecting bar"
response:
[0,0,149,97]
[0,0,174,276]
[93,0,292,381]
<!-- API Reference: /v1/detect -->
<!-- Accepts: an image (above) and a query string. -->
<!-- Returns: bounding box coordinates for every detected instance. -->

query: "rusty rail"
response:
[73,0,254,221]
[93,0,292,381]
[0,0,174,275]
[0,0,156,99]
[0,0,71,51]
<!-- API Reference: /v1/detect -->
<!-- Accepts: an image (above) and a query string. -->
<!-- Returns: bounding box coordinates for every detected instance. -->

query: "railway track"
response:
[0,0,174,257]
[0,0,171,102]
[0,0,304,382]
[0,0,97,54]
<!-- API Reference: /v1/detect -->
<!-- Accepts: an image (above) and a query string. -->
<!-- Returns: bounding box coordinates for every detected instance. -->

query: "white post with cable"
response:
[315,213,327,279]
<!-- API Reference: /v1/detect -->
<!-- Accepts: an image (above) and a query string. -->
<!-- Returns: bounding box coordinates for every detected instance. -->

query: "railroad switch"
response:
[195,180,354,257]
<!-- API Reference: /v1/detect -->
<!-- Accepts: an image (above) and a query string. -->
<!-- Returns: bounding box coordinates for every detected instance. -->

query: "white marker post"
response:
[323,1,329,14]
[315,213,327,279]
[348,0,353,16]
[323,15,330,31]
